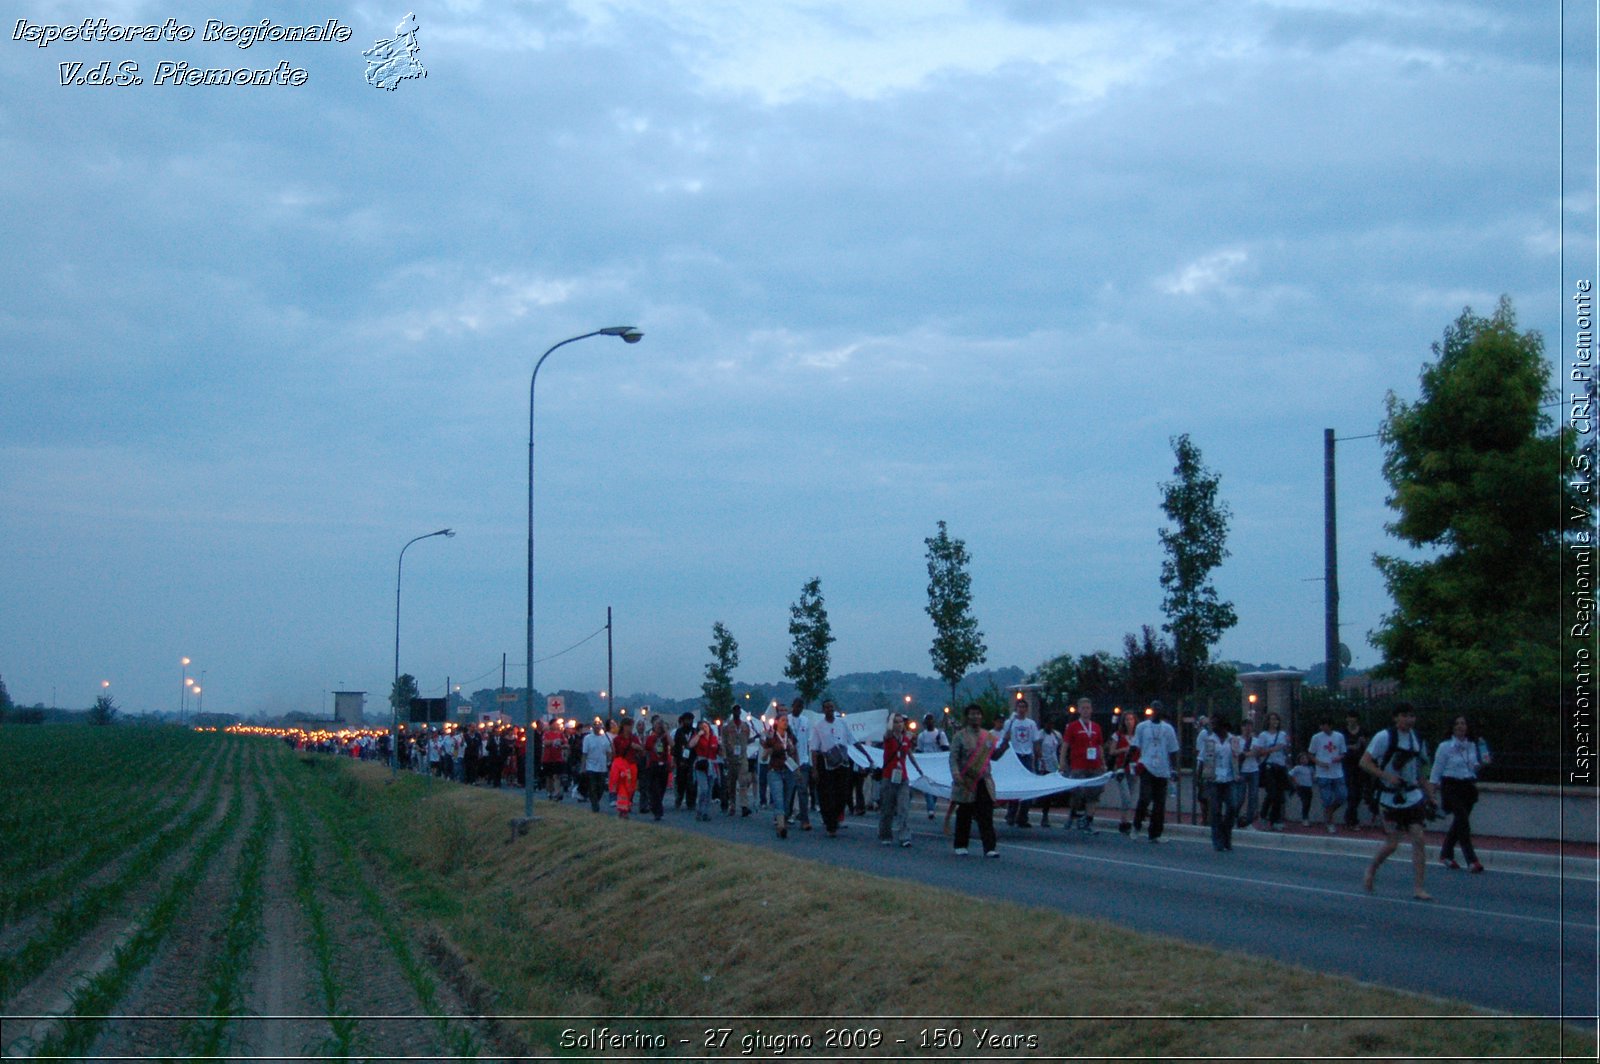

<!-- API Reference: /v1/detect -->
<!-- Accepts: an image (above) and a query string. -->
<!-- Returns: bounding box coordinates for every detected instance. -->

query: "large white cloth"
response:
[845,743,1111,801]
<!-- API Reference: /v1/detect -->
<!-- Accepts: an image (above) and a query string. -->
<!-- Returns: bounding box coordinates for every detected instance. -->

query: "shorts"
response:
[1380,800,1427,829]
[1315,777,1347,809]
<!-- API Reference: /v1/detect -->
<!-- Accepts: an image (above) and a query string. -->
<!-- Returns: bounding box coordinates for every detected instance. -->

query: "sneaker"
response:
[1148,836,1168,844]
[984,850,1000,859]
[1016,821,1034,829]
[1469,862,1485,874]
[953,847,970,856]
[801,823,813,831]
[879,839,893,846]
[1441,857,1461,870]
[1326,824,1337,834]
[900,840,912,848]
[1118,823,1132,836]
[1301,818,1311,826]
[927,812,936,820]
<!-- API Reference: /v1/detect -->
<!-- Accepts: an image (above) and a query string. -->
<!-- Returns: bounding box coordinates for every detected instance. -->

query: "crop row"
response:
[0,739,239,1005]
[2,747,216,924]
[29,743,251,1060]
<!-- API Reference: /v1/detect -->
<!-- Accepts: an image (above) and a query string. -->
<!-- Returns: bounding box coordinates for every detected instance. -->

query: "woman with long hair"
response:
[1430,715,1488,873]
[1110,710,1141,835]
[1252,711,1291,831]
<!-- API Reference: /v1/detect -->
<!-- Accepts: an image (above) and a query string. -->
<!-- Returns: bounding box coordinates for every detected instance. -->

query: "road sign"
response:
[547,695,565,714]
[496,692,517,703]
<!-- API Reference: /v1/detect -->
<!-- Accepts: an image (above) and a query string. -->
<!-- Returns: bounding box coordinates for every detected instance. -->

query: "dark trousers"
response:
[674,758,696,807]
[1440,779,1479,863]
[954,785,997,853]
[585,770,607,811]
[1006,753,1035,824]
[1134,772,1170,839]
[644,764,670,819]
[1209,780,1239,850]
[1345,762,1378,825]
[1261,764,1289,825]
[818,765,851,832]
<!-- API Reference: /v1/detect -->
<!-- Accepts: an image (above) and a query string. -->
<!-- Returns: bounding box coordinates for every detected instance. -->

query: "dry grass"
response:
[339,760,1590,1061]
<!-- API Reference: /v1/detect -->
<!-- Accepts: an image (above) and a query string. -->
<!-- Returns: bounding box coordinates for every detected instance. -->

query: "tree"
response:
[87,694,118,726]
[1122,625,1175,706]
[1371,298,1579,705]
[784,577,835,707]
[925,520,988,708]
[0,673,11,723]
[1033,653,1077,710]
[1159,434,1238,700]
[702,621,741,719]
[389,673,419,721]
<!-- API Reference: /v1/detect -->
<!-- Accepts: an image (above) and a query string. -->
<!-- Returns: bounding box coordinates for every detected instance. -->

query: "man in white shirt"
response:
[811,699,852,837]
[1307,719,1348,834]
[580,720,612,813]
[1361,703,1436,900]
[786,698,814,831]
[999,698,1041,828]
[1131,701,1181,843]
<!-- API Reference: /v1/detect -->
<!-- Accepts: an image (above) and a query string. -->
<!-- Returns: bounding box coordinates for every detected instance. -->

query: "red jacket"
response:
[1063,718,1104,773]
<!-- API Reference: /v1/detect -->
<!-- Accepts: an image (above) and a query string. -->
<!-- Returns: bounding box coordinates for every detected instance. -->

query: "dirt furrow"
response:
[230,826,328,1063]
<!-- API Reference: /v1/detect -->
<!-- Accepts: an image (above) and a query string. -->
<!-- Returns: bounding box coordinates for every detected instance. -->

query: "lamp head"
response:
[600,325,644,344]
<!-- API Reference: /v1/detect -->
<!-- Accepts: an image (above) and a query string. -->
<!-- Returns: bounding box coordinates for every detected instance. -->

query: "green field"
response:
[0,726,1590,1061]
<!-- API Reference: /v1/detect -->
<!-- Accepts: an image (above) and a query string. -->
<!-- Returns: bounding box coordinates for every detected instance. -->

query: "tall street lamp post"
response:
[394,528,454,775]
[525,326,642,822]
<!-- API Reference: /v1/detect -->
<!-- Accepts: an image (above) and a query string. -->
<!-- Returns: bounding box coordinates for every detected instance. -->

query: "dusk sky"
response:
[2,1,1593,717]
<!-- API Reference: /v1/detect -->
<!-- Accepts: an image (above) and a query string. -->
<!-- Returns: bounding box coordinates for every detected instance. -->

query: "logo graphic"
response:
[363,12,425,90]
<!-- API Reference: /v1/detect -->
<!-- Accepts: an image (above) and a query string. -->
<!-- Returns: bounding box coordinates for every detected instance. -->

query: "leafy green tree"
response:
[1033,653,1077,710]
[1073,651,1121,704]
[784,577,834,708]
[389,673,419,721]
[1159,434,1238,700]
[87,694,118,726]
[0,673,11,723]
[1122,625,1175,706]
[1371,298,1580,706]
[702,621,741,719]
[925,520,988,708]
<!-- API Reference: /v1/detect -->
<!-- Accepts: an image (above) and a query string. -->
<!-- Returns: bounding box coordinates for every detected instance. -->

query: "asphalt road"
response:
[635,800,1598,1020]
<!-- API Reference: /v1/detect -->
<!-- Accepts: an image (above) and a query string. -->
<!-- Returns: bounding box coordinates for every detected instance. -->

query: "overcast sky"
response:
[2,0,1593,717]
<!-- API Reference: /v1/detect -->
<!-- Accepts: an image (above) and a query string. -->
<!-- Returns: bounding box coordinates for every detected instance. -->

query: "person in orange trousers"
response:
[610,718,643,818]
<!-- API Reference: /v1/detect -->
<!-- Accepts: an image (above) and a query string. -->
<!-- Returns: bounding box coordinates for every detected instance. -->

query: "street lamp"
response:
[394,528,455,775]
[180,657,191,725]
[526,326,642,822]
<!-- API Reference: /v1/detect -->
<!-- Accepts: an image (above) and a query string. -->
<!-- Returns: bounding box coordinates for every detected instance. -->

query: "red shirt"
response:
[881,733,914,778]
[692,732,720,760]
[1111,729,1140,773]
[1063,718,1104,772]
[642,729,673,767]
[541,730,567,764]
[612,733,642,766]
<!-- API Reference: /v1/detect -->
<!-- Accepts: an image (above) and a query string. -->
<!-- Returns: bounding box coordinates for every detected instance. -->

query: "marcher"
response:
[878,713,915,847]
[949,703,1006,857]
[719,708,753,816]
[581,719,612,812]
[787,698,814,831]
[1308,719,1348,833]
[1200,716,1242,852]
[542,722,568,800]
[1035,721,1061,827]
[690,721,720,821]
[915,713,949,820]
[672,712,697,809]
[1062,698,1106,835]
[763,708,799,838]
[811,699,853,837]
[1361,703,1437,901]
[1131,702,1180,843]
[641,715,673,821]
[1190,714,1212,827]
[609,718,642,818]
[1431,715,1487,873]
[1253,712,1292,830]
[999,697,1040,828]
[1109,710,1141,836]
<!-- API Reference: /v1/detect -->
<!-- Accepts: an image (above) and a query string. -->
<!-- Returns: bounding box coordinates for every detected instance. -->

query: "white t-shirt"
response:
[1253,729,1291,768]
[812,716,850,759]
[1307,730,1347,780]
[1132,719,1180,779]
[1202,733,1241,783]
[1001,715,1039,757]
[581,731,611,773]
[1364,728,1426,808]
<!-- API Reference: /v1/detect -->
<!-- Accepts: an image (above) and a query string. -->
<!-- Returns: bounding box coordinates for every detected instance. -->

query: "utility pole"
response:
[1324,428,1341,692]
[606,606,614,724]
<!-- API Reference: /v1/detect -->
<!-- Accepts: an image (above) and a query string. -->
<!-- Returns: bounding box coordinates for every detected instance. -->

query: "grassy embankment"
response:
[306,751,1592,1061]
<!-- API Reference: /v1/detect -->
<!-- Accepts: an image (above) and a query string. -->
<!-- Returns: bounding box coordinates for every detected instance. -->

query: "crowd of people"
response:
[265,695,1492,899]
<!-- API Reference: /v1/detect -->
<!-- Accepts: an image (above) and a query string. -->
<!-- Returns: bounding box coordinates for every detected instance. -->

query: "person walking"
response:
[641,715,673,821]
[1109,710,1141,836]
[581,719,612,813]
[1361,703,1437,901]
[787,698,815,832]
[1131,702,1180,843]
[763,708,799,838]
[1200,716,1242,852]
[811,699,853,838]
[1308,719,1348,833]
[998,697,1040,828]
[1234,720,1260,828]
[690,721,720,822]
[1342,712,1376,828]
[915,713,949,821]
[1253,712,1292,831]
[1431,715,1487,873]
[672,712,697,810]
[609,718,643,818]
[878,713,915,848]
[1062,698,1106,835]
[719,708,753,817]
[949,703,1006,858]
